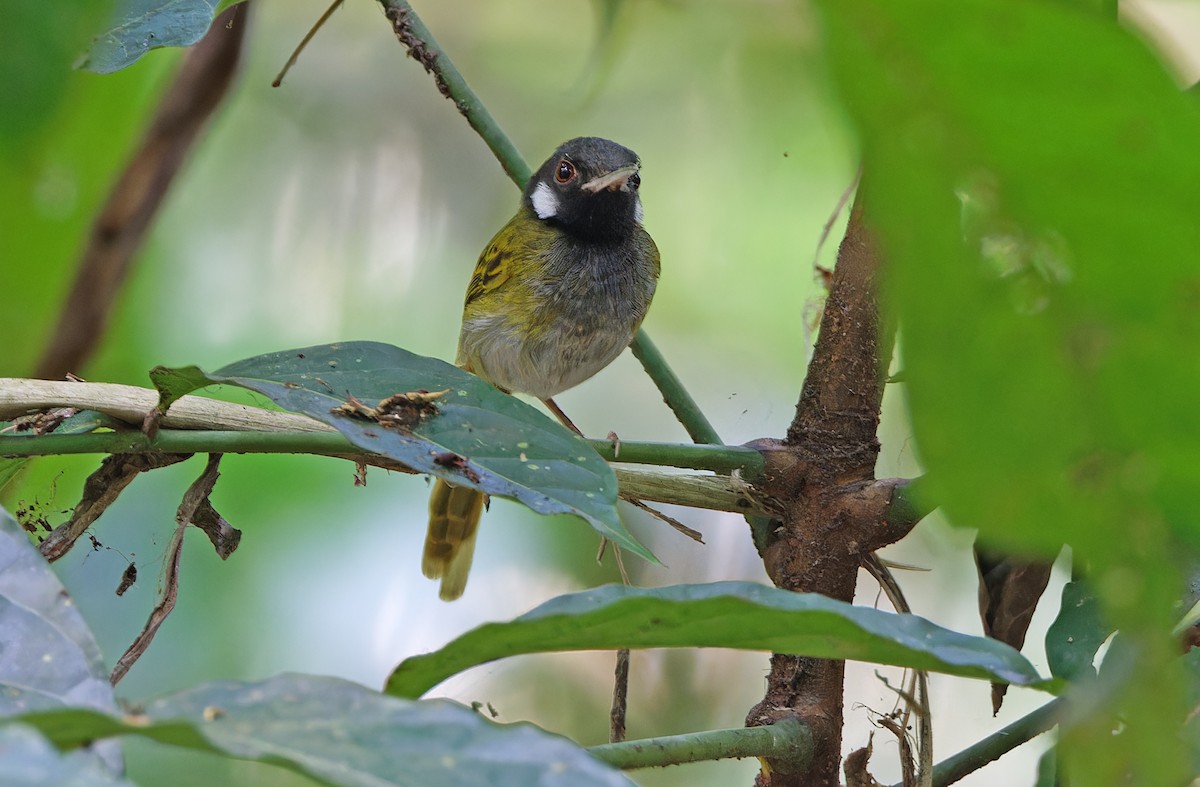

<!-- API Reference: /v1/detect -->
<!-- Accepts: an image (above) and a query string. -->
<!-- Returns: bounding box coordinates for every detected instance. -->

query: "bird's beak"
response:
[581,164,640,193]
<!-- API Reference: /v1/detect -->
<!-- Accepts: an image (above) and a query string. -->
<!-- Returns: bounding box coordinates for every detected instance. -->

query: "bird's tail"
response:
[424,479,486,600]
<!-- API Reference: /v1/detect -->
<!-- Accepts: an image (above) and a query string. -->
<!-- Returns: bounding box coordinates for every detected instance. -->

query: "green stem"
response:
[629,329,723,445]
[377,0,530,187]
[0,430,761,475]
[0,430,350,457]
[892,698,1064,787]
[588,718,811,770]
[376,1,721,450]
[589,439,760,476]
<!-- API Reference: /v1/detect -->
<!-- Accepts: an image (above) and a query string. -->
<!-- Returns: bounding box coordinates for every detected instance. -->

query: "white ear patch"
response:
[634,196,644,224]
[530,182,560,219]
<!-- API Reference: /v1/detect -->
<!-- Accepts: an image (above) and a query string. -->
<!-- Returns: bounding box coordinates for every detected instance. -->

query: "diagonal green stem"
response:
[588,718,811,770]
[376,0,722,448]
[629,329,722,445]
[889,698,1064,787]
[378,0,530,187]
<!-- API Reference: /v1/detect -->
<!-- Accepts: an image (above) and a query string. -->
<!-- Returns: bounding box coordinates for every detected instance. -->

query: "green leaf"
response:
[0,724,134,787]
[1184,648,1200,775]
[0,507,116,719]
[386,581,1048,698]
[149,342,654,563]
[815,0,1200,561]
[80,0,220,74]
[1045,581,1111,682]
[0,459,25,495]
[0,1,118,141]
[16,674,634,787]
[1034,745,1059,787]
[0,506,122,776]
[814,0,1197,777]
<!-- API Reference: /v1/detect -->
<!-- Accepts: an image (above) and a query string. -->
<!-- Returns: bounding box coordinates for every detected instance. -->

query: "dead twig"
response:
[110,454,223,685]
[272,0,344,87]
[40,452,192,561]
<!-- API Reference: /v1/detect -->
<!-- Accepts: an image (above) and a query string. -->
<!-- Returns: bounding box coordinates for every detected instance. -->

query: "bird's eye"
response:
[555,160,576,184]
[627,172,641,190]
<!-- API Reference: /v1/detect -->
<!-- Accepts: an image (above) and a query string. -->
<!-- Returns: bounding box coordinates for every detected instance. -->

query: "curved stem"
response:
[589,718,812,771]
[889,698,1064,787]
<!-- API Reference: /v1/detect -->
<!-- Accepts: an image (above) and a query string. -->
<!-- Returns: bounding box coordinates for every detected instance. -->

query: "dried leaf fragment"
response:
[331,388,449,430]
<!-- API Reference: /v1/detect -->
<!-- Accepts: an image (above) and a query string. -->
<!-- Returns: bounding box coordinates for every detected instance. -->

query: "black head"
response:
[522,137,645,243]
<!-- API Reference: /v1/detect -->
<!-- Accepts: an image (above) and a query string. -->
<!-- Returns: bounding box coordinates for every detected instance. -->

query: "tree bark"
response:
[748,194,903,785]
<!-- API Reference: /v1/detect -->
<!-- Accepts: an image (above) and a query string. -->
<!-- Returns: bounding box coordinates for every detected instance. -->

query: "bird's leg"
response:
[541,397,583,436]
[544,397,705,543]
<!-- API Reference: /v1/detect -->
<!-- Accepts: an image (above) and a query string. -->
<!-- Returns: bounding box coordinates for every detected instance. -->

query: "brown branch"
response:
[788,196,892,458]
[35,5,248,380]
[39,452,192,561]
[748,193,903,785]
[610,648,630,743]
[110,454,222,685]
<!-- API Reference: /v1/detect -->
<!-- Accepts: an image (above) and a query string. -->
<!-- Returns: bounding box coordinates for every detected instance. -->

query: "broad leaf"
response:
[150,342,654,563]
[0,506,122,775]
[814,0,1199,780]
[16,674,633,787]
[1045,581,1110,683]
[0,724,134,787]
[386,581,1048,698]
[80,0,226,74]
[1034,746,1058,787]
[815,0,1200,561]
[0,507,115,717]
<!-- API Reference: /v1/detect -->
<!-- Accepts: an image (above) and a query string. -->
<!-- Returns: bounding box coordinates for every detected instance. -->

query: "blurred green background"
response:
[5,0,1198,784]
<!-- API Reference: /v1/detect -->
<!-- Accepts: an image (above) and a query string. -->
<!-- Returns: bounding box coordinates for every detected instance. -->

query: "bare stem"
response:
[589,718,812,771]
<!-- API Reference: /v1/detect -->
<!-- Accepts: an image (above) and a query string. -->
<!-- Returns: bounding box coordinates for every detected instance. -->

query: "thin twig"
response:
[862,553,932,786]
[612,544,630,586]
[624,497,704,543]
[540,394,709,540]
[110,454,223,685]
[272,0,343,87]
[812,165,863,269]
[39,452,192,561]
[887,698,1065,787]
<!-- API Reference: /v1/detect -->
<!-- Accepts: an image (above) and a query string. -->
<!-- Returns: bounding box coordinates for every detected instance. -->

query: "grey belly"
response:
[462,314,635,400]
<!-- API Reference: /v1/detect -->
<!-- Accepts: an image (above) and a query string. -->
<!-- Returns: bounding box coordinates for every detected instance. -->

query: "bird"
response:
[423,137,660,600]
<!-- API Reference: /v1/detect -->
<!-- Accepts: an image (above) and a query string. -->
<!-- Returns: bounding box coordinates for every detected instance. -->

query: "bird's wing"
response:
[463,216,523,307]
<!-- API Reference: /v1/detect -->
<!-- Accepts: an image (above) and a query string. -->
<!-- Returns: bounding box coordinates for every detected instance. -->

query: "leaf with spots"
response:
[0,506,123,775]
[80,0,232,74]
[149,342,653,564]
[13,674,633,787]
